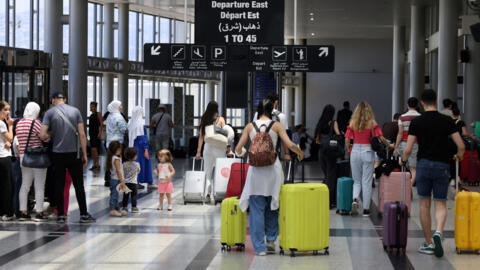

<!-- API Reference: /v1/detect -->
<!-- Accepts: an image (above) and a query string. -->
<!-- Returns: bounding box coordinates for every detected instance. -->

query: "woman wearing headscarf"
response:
[105,100,128,148]
[128,106,153,188]
[15,102,48,221]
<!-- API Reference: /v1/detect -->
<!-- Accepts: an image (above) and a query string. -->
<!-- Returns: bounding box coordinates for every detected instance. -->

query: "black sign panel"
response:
[144,43,335,72]
[195,0,285,44]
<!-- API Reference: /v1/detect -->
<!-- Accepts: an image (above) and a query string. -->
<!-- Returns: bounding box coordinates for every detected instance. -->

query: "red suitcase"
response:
[225,162,249,199]
[460,150,479,180]
[467,159,480,184]
[378,171,412,214]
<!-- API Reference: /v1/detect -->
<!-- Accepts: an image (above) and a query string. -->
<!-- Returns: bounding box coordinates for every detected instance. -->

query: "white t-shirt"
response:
[0,121,12,158]
[253,109,288,129]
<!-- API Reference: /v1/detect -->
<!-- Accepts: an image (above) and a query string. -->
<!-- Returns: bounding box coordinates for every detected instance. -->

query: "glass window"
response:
[160,18,170,43]
[174,20,186,43]
[113,77,118,100]
[0,1,5,46]
[114,29,118,58]
[129,11,137,61]
[128,79,136,117]
[190,23,195,44]
[15,0,31,48]
[88,3,94,56]
[37,0,45,50]
[159,82,169,104]
[143,14,154,43]
[87,76,95,117]
[63,0,69,15]
[63,25,69,53]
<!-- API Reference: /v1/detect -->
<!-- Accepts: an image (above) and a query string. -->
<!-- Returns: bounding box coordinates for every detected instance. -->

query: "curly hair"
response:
[349,101,375,131]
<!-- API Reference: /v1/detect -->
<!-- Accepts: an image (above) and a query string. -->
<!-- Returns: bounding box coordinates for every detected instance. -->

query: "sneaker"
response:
[2,215,14,221]
[167,205,173,211]
[148,184,157,189]
[80,214,96,223]
[18,213,31,221]
[266,241,276,253]
[362,210,371,217]
[256,251,267,256]
[450,180,456,187]
[57,215,66,224]
[120,209,128,216]
[48,212,58,220]
[137,184,145,189]
[433,231,444,258]
[131,207,140,213]
[351,201,359,215]
[418,242,434,255]
[121,207,128,212]
[32,214,47,222]
[110,210,122,217]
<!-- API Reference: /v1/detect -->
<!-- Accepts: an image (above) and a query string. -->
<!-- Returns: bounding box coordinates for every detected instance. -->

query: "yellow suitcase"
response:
[220,197,246,251]
[455,190,480,254]
[279,183,330,257]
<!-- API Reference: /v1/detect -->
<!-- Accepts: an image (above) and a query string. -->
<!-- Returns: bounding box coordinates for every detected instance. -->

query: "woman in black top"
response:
[315,104,341,209]
[89,102,103,171]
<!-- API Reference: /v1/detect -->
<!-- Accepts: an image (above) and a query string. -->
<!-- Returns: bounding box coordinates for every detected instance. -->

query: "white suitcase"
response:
[183,158,206,204]
[212,157,241,203]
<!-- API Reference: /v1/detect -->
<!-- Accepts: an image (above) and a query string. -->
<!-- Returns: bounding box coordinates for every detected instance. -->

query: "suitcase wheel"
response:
[313,250,318,255]
[279,249,285,256]
[226,246,231,252]
[221,245,226,252]
[456,248,461,254]
[324,247,329,255]
[290,250,295,257]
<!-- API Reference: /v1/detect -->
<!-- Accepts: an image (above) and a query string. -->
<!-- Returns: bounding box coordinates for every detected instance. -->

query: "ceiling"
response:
[95,0,437,40]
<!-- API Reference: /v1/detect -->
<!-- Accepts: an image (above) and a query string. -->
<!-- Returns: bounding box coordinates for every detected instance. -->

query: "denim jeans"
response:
[416,159,450,201]
[350,144,375,210]
[248,195,279,253]
[110,179,120,210]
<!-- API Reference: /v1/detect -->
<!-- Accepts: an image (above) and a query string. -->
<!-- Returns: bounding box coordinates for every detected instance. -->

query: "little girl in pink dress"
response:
[154,149,175,211]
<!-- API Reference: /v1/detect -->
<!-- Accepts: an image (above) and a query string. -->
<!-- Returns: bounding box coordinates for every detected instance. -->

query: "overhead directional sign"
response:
[144,43,335,72]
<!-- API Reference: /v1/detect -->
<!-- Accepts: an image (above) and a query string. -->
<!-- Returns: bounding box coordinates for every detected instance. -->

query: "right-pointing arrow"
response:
[151,45,161,56]
[318,47,329,58]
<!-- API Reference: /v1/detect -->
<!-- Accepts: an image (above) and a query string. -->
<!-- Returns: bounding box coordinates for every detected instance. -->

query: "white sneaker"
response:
[109,209,122,217]
[266,241,276,253]
[256,251,267,256]
[450,180,456,187]
[351,201,359,216]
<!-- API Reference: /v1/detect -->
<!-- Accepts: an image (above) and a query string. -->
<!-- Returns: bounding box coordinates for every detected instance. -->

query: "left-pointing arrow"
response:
[151,45,161,56]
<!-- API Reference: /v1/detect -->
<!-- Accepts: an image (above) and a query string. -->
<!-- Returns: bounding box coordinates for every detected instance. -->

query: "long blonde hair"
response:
[349,102,375,131]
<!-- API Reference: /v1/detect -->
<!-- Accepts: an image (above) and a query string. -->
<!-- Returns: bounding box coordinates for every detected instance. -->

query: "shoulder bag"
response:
[204,118,228,148]
[22,120,51,168]
[370,126,386,159]
[320,122,345,158]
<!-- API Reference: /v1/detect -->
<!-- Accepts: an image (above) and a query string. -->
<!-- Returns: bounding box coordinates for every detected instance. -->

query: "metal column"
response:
[410,4,425,98]
[464,37,480,129]
[205,80,215,103]
[44,0,63,95]
[118,3,129,116]
[392,24,406,116]
[437,0,459,104]
[102,3,114,114]
[68,0,88,120]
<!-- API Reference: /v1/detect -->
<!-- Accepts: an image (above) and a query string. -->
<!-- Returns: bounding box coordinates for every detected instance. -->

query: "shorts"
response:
[155,134,170,151]
[416,159,450,201]
[158,181,173,193]
[398,142,418,168]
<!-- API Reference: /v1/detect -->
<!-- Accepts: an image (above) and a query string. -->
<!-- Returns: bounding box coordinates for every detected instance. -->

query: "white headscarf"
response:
[108,100,122,114]
[23,102,40,120]
[128,106,145,147]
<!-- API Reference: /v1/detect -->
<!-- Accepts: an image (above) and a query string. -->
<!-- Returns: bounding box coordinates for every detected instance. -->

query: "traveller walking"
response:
[337,101,352,134]
[16,102,48,221]
[150,104,173,152]
[39,92,95,224]
[88,102,103,171]
[345,101,391,217]
[0,100,14,221]
[235,99,304,256]
[128,106,154,188]
[400,89,465,257]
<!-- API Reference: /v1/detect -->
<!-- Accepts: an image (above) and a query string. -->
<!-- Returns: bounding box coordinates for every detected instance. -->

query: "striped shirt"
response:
[16,119,43,155]
[398,110,421,141]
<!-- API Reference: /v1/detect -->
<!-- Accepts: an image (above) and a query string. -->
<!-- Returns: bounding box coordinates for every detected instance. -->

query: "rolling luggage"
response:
[183,158,207,204]
[279,183,330,257]
[454,161,480,254]
[378,170,412,214]
[382,167,409,254]
[213,156,241,203]
[224,161,249,199]
[336,177,353,215]
[220,196,246,252]
[460,148,478,181]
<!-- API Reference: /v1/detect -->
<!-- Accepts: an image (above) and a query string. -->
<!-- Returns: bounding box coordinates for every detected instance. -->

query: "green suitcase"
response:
[220,196,246,251]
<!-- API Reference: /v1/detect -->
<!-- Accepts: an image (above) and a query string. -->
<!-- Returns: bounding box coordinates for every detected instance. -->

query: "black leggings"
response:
[319,153,337,206]
[122,183,138,208]
[0,157,14,217]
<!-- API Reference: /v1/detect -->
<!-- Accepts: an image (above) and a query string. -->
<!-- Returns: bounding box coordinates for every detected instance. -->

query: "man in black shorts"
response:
[401,89,464,258]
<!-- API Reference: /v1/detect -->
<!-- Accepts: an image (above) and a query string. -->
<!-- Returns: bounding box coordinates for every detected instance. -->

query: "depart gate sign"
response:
[143,44,335,72]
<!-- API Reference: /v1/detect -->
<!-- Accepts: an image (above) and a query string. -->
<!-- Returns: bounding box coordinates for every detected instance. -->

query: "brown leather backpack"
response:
[248,121,277,167]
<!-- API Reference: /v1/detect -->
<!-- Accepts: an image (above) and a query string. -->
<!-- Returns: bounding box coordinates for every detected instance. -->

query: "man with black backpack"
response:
[150,104,173,152]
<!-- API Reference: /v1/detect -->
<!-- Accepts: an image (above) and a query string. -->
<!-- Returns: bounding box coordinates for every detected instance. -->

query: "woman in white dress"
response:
[196,101,227,199]
[235,99,304,256]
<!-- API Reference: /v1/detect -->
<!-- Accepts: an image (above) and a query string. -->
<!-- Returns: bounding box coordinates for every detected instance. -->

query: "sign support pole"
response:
[294,0,297,41]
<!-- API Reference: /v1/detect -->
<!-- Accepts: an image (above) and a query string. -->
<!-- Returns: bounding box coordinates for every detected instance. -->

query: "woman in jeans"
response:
[315,104,341,209]
[0,100,14,221]
[235,99,304,256]
[345,102,391,216]
[16,102,48,221]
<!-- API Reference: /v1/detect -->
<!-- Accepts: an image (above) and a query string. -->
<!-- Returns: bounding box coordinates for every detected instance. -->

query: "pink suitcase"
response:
[378,172,412,214]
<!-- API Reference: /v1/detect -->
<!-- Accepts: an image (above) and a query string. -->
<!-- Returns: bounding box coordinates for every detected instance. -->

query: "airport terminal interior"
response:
[1,0,480,269]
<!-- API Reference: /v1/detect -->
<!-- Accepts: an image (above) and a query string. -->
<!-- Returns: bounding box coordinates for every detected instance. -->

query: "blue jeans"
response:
[350,144,375,210]
[12,159,22,217]
[248,196,279,253]
[109,179,120,210]
[416,159,450,201]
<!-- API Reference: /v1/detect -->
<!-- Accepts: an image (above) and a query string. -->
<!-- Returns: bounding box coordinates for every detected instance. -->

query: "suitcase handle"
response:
[192,157,204,171]
[401,166,406,203]
[455,160,460,195]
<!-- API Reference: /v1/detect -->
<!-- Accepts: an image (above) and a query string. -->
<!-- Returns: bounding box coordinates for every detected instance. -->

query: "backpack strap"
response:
[252,122,260,132]
[265,120,275,133]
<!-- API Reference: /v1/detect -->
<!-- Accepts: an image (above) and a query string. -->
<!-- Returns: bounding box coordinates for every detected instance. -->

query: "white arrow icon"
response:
[318,47,329,57]
[151,45,161,56]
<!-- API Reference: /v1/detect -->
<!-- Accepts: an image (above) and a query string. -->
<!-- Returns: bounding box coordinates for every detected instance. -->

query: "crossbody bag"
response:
[55,108,81,159]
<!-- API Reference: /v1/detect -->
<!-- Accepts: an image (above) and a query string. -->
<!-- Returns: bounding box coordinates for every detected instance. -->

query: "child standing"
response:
[154,149,175,211]
[122,147,141,213]
[107,141,127,217]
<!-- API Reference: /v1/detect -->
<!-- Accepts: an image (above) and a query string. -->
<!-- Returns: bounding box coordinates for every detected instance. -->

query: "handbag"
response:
[204,119,228,148]
[22,120,51,168]
[320,122,344,158]
[370,126,386,158]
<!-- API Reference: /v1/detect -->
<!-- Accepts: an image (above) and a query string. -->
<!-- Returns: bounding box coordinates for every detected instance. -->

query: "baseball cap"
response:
[51,92,66,99]
[158,104,166,109]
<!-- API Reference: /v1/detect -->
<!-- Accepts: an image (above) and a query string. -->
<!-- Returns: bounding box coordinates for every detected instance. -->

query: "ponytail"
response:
[256,99,274,120]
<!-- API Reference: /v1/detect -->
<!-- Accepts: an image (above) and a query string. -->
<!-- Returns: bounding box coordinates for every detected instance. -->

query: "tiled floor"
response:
[0,157,479,270]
